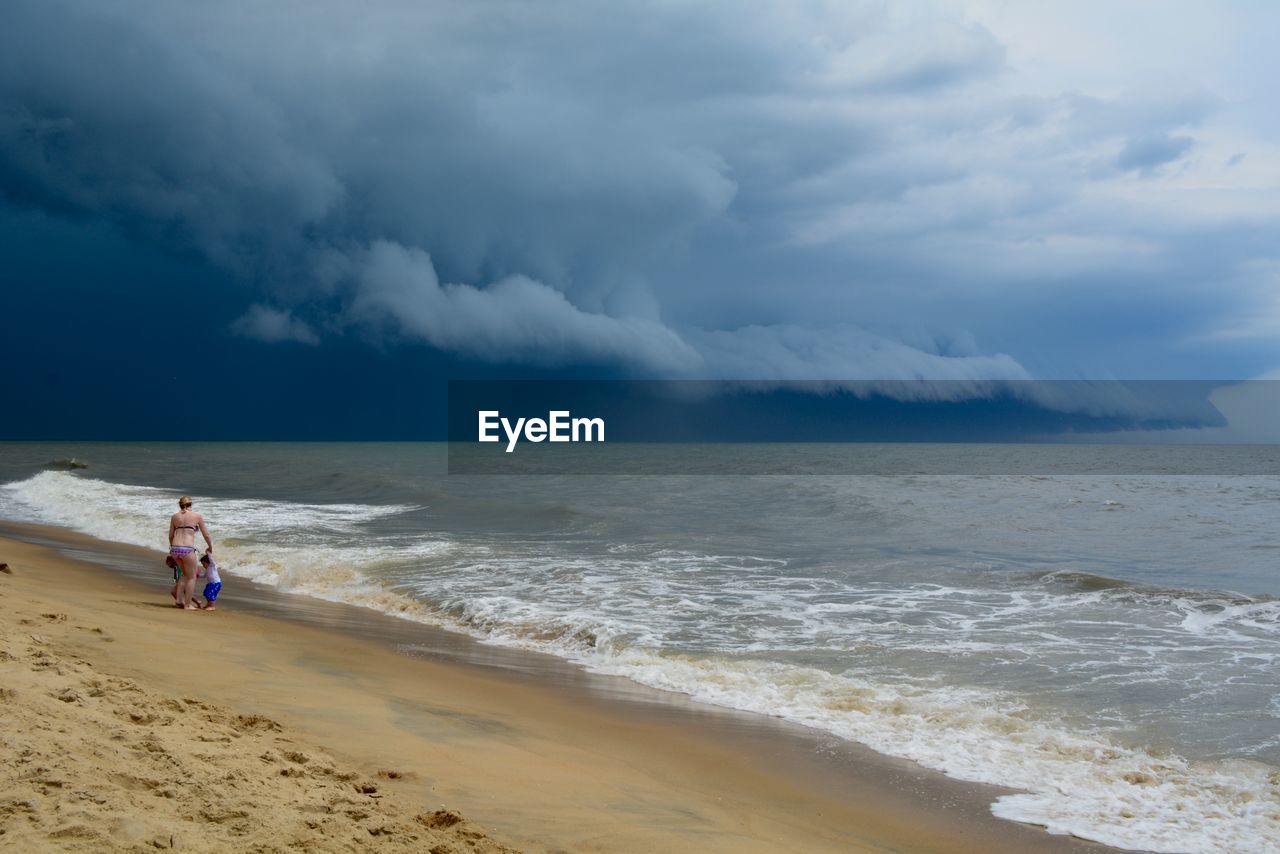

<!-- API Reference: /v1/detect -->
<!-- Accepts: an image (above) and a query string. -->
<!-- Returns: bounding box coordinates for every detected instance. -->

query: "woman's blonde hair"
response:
[178,496,193,509]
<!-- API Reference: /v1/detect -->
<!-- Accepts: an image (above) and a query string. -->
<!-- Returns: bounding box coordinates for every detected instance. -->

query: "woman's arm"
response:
[198,515,213,552]
[168,516,176,546]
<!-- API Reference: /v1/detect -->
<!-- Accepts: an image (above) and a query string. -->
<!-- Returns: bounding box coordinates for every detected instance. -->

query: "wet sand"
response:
[0,524,1118,852]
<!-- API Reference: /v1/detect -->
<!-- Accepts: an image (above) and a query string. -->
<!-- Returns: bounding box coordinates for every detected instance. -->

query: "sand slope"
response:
[0,601,514,852]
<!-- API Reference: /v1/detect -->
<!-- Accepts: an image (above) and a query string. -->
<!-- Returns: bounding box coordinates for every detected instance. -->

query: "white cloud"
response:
[687,323,1029,382]
[349,241,701,373]
[346,241,1038,382]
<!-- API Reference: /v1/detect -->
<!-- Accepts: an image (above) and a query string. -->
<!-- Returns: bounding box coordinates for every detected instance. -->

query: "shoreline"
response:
[0,521,1117,852]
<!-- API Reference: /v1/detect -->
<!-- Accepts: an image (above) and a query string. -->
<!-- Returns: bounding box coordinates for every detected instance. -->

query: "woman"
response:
[169,495,213,610]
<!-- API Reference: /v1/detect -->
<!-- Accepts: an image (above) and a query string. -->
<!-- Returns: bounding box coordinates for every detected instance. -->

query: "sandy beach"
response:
[0,528,1115,853]
[0,535,517,852]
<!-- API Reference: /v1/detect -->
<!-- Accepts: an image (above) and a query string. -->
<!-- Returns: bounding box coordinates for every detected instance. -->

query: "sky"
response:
[2,1,1279,438]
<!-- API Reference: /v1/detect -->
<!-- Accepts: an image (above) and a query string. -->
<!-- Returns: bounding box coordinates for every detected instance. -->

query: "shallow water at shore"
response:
[2,442,1278,851]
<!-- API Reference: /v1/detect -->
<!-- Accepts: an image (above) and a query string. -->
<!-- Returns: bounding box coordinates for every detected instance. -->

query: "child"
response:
[197,552,223,611]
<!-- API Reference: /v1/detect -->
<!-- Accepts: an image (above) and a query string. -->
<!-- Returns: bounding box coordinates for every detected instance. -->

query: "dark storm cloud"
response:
[1,0,1277,390]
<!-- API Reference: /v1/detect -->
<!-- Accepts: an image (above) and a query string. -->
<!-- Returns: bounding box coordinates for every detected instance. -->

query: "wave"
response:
[2,471,1278,852]
[0,471,443,611]
[379,581,1279,851]
[44,457,89,470]
[587,651,1277,853]
[0,471,416,548]
[379,594,1280,853]
[1034,569,1138,591]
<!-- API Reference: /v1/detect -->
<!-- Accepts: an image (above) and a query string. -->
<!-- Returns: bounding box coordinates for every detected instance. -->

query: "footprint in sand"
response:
[417,809,464,829]
[234,714,283,733]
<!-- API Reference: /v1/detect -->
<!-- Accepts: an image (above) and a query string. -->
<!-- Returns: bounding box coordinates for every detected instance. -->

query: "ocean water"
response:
[1,442,1278,852]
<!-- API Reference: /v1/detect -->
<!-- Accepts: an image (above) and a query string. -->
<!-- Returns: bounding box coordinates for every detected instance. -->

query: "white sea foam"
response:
[402,582,1280,852]
[395,579,1280,852]
[0,471,443,612]
[586,652,1279,854]
[0,471,414,549]
[4,470,1279,852]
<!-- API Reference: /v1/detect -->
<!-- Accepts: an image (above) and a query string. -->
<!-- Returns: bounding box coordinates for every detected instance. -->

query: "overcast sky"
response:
[3,1,1279,436]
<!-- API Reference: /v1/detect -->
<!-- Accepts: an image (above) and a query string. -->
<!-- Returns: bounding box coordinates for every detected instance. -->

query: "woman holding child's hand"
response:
[168,496,213,610]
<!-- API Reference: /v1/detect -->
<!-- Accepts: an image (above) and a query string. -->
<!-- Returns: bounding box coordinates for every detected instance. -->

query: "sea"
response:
[1,442,1277,852]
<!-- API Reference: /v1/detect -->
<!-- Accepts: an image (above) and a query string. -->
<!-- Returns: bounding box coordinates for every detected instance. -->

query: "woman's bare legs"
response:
[171,562,187,608]
[178,552,201,610]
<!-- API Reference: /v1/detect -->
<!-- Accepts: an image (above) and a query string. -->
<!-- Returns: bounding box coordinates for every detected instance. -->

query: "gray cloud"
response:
[2,0,1277,385]
[1117,133,1195,175]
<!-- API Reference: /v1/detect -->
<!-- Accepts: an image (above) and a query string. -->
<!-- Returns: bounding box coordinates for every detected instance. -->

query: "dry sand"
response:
[0,532,1115,853]
[0,538,513,853]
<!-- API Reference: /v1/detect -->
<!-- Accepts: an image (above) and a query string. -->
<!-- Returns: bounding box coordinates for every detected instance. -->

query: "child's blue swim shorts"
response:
[203,581,222,603]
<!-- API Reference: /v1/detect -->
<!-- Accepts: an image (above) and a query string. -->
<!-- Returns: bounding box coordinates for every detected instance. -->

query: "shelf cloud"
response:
[3,0,1279,397]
